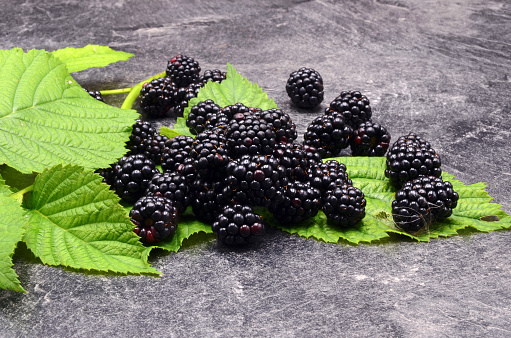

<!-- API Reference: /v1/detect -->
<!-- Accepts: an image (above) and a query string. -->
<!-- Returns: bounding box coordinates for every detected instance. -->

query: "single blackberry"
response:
[303,112,353,158]
[173,82,202,115]
[308,160,353,195]
[130,195,178,244]
[323,184,366,227]
[146,171,191,214]
[190,177,229,222]
[350,121,391,156]
[286,67,324,108]
[270,181,322,225]
[326,90,372,127]
[226,115,277,158]
[385,133,442,187]
[139,77,176,118]
[84,88,104,102]
[177,157,198,184]
[220,103,253,121]
[185,99,222,135]
[224,154,286,209]
[272,142,320,182]
[392,176,459,234]
[212,204,266,246]
[166,54,201,88]
[256,109,297,143]
[127,120,157,155]
[141,133,169,165]
[199,69,226,85]
[161,135,194,172]
[190,129,230,179]
[108,154,158,203]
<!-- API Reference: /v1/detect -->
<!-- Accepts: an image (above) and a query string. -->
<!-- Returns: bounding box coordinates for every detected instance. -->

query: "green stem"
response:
[121,71,167,110]
[100,87,133,96]
[11,184,34,204]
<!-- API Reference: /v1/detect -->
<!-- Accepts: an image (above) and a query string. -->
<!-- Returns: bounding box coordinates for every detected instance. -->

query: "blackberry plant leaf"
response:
[0,176,28,292]
[52,45,134,73]
[0,48,138,174]
[159,126,183,139]
[22,164,160,275]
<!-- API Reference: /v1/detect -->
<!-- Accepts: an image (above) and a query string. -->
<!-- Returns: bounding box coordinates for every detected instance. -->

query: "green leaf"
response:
[52,45,134,73]
[0,176,28,292]
[0,165,37,193]
[277,157,511,244]
[173,63,278,136]
[22,164,160,275]
[0,48,138,174]
[159,126,184,139]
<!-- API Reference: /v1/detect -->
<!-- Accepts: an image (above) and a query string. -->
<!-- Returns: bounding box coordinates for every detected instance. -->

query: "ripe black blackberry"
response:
[130,195,178,244]
[199,69,227,85]
[166,54,201,88]
[173,82,202,115]
[127,120,157,156]
[286,67,324,108]
[141,133,169,165]
[225,154,286,209]
[212,204,266,246]
[161,135,194,173]
[220,103,253,120]
[272,143,320,183]
[350,121,391,156]
[392,176,459,234]
[308,160,353,195]
[190,177,229,222]
[185,99,222,135]
[385,133,442,187]
[107,154,158,203]
[146,171,191,214]
[323,184,366,227]
[270,181,322,225]
[256,109,297,144]
[139,77,176,118]
[190,129,230,179]
[84,88,104,102]
[303,112,353,158]
[326,90,372,127]
[225,115,277,158]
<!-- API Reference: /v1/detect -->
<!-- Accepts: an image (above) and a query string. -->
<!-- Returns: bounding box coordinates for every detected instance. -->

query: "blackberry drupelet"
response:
[190,129,230,179]
[127,120,156,156]
[161,135,194,173]
[286,67,324,108]
[220,103,252,121]
[166,54,201,88]
[350,121,391,156]
[84,88,104,102]
[326,90,372,127]
[199,69,226,85]
[257,108,297,143]
[323,184,366,227]
[173,82,202,115]
[130,195,178,244]
[141,133,169,165]
[392,176,459,234]
[270,181,322,225]
[308,159,352,195]
[225,115,277,157]
[146,171,191,214]
[303,112,353,158]
[272,142,320,183]
[190,177,229,222]
[212,204,266,245]
[385,133,442,187]
[185,99,222,135]
[139,77,176,118]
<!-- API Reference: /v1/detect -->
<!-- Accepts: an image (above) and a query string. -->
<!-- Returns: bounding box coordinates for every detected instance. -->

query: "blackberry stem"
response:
[121,71,166,110]
[11,184,34,204]
[100,87,133,95]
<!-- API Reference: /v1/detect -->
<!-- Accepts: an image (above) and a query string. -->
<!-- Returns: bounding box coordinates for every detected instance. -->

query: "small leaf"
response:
[0,165,37,193]
[159,126,185,139]
[52,45,134,73]
[22,165,160,275]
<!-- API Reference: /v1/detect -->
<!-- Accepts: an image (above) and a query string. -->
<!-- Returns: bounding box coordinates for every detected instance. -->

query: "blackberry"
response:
[303,112,353,158]
[190,129,230,179]
[161,135,194,172]
[177,157,198,184]
[270,181,322,225]
[226,115,277,158]
[199,69,227,85]
[308,160,352,195]
[323,184,366,227]
[286,67,324,108]
[130,195,178,244]
[166,54,201,88]
[84,88,104,102]
[350,121,391,156]
[127,120,156,155]
[385,133,442,187]
[326,90,372,127]
[392,176,459,234]
[185,99,222,135]
[141,133,169,165]
[220,103,253,121]
[272,142,320,182]
[146,171,191,214]
[225,154,286,208]
[108,154,158,203]
[190,177,229,222]
[256,109,297,143]
[139,77,176,118]
[212,204,266,245]
[173,82,202,115]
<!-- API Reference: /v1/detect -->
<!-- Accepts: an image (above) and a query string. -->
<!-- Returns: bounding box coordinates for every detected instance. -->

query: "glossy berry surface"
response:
[303,112,353,158]
[130,195,178,244]
[350,121,391,156]
[323,184,366,227]
[161,135,194,173]
[286,67,324,108]
[146,171,191,214]
[166,54,201,88]
[139,77,176,118]
[326,90,372,127]
[212,204,266,245]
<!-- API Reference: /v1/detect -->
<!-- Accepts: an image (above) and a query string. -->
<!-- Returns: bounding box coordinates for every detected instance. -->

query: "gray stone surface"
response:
[1,0,510,337]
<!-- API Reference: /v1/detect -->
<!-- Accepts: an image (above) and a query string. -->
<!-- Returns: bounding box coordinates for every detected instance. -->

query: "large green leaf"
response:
[0,175,27,292]
[0,48,138,174]
[22,164,160,275]
[52,45,134,73]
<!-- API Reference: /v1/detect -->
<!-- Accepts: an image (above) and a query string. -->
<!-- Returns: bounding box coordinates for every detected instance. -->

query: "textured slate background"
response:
[1,0,511,336]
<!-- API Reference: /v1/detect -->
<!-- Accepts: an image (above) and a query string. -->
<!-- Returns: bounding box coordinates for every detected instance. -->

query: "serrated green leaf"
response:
[22,164,159,275]
[159,126,185,139]
[0,48,138,174]
[52,45,134,73]
[0,165,37,193]
[0,177,28,292]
